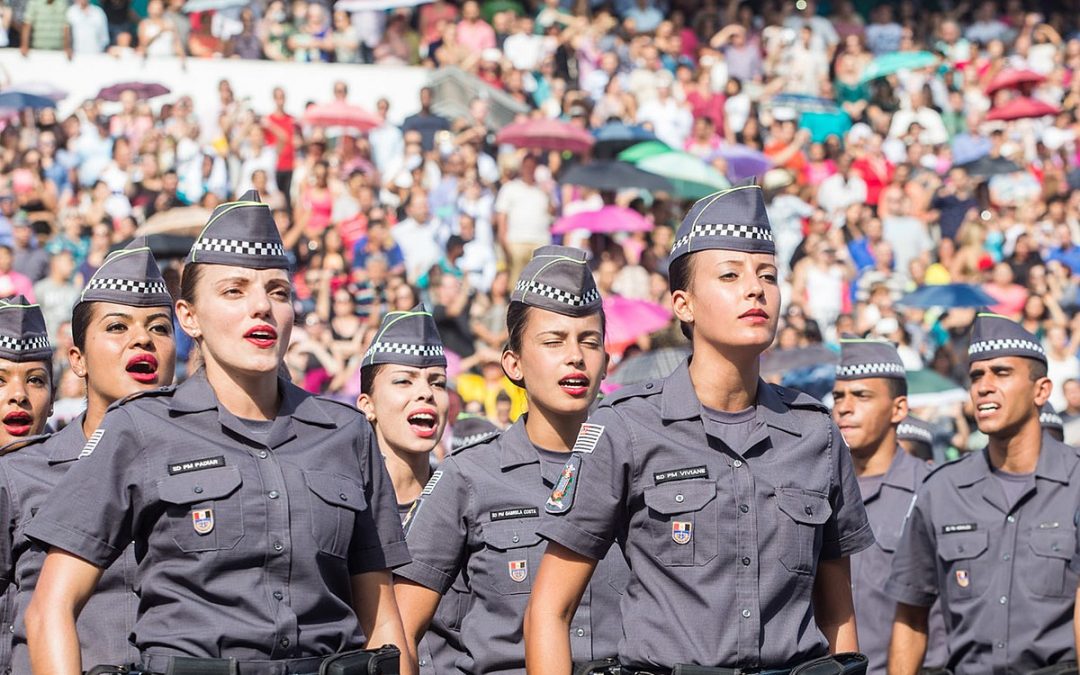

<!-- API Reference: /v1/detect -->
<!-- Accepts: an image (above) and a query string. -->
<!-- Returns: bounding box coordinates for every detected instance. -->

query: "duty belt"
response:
[619,667,791,675]
[142,655,325,675]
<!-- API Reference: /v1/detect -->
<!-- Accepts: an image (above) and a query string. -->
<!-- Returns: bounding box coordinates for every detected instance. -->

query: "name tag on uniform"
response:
[490,507,540,522]
[942,523,977,534]
[168,456,226,475]
[653,466,709,485]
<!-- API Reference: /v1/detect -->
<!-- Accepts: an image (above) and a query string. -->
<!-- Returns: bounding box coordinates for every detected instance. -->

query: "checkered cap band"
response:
[836,362,907,378]
[85,277,169,295]
[193,238,286,258]
[365,342,445,358]
[671,222,775,254]
[452,431,499,449]
[0,334,50,353]
[897,423,933,443]
[968,338,1046,357]
[514,280,600,308]
[1041,411,1063,428]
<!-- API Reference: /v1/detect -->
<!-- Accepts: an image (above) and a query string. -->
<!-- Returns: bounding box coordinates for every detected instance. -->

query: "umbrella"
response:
[768,93,840,115]
[617,140,671,163]
[334,0,431,10]
[137,206,212,237]
[559,161,674,192]
[144,234,198,260]
[799,110,853,143]
[985,96,1060,121]
[985,68,1046,96]
[592,122,657,159]
[859,50,938,84]
[482,0,523,21]
[97,81,170,102]
[551,205,652,235]
[898,283,997,309]
[907,369,968,408]
[182,0,247,11]
[495,118,595,154]
[2,83,66,102]
[0,91,55,110]
[708,144,772,181]
[302,101,382,131]
[761,345,839,377]
[634,151,731,200]
[607,346,690,387]
[957,155,1022,177]
[602,296,673,352]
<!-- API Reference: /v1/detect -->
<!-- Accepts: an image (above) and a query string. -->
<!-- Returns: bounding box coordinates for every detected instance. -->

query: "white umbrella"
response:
[334,0,431,11]
[182,0,247,12]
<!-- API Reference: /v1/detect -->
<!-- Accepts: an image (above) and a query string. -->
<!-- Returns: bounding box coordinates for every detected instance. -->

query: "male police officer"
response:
[887,312,1079,674]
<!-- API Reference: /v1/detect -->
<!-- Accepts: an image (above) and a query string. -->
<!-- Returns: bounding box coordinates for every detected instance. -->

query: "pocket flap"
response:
[643,480,716,516]
[775,488,832,525]
[1029,528,1073,561]
[158,466,242,505]
[938,530,988,561]
[304,471,368,512]
[481,519,542,550]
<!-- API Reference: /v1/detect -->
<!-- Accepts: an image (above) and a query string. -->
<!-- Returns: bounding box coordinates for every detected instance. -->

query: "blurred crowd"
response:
[6,0,1080,457]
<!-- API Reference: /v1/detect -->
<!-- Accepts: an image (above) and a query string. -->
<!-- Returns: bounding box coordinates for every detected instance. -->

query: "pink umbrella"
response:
[302,101,382,131]
[495,118,595,154]
[984,68,1046,96]
[602,295,673,353]
[985,96,1060,121]
[551,206,652,235]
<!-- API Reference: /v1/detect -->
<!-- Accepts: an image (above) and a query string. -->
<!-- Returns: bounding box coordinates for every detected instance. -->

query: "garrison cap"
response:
[450,413,500,451]
[897,415,935,446]
[836,335,906,381]
[78,237,171,308]
[0,296,51,362]
[670,183,775,263]
[1040,403,1063,434]
[511,245,601,317]
[185,189,289,270]
[362,305,447,369]
[967,311,1046,365]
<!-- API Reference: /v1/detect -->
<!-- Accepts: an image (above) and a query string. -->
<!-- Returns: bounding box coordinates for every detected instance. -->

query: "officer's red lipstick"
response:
[244,324,278,349]
[558,372,590,397]
[407,406,438,439]
[125,353,159,384]
[2,410,33,436]
[738,308,770,325]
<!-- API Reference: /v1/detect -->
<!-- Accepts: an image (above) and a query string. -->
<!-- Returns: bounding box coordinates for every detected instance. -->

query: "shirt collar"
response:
[47,413,88,464]
[882,446,923,492]
[954,432,1077,487]
[499,417,541,471]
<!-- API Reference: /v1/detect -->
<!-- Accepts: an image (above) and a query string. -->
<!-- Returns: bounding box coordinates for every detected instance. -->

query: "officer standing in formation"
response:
[525,185,874,674]
[0,239,177,674]
[356,306,463,675]
[23,191,413,674]
[830,337,947,675]
[394,246,628,674]
[0,297,53,674]
[888,312,1079,674]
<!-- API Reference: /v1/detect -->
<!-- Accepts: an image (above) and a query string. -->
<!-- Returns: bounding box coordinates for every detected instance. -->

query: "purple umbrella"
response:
[97,81,171,102]
[708,144,773,182]
[551,205,652,235]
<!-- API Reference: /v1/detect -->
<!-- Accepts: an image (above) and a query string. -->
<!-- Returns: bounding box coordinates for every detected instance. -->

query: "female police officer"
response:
[23,191,413,675]
[393,246,627,674]
[0,239,177,674]
[525,185,874,674]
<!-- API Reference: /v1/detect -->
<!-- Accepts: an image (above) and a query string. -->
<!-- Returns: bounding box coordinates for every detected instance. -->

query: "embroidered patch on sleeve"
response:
[571,424,605,454]
[545,455,581,514]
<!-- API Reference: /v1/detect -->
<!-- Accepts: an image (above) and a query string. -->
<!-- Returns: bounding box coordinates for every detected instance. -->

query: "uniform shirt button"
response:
[645,383,653,390]
[273,542,284,552]
[741,609,751,618]
[675,494,685,503]
[258,450,268,459]
[996,642,1005,649]
[1007,515,1016,523]
[741,557,751,566]
[1003,553,1011,561]
[739,504,749,513]
[512,535,520,543]
[339,493,348,501]
[576,628,585,637]
[419,660,427,667]
[279,637,290,648]
[273,591,283,600]
[999,595,1007,604]
[268,490,280,499]
[804,505,813,516]
[733,460,743,468]
[193,486,203,494]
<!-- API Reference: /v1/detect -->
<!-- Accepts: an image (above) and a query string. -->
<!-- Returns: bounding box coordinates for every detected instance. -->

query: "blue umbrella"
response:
[0,91,56,110]
[708,144,772,181]
[592,122,657,159]
[898,283,997,309]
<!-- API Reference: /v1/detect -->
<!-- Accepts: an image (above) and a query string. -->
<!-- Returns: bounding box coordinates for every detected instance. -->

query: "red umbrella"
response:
[302,101,382,131]
[602,295,672,353]
[551,206,652,235]
[495,118,595,154]
[985,97,1060,121]
[984,69,1046,96]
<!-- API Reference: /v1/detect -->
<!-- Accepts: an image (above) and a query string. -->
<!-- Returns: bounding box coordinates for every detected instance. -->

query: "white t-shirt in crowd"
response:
[494,179,552,245]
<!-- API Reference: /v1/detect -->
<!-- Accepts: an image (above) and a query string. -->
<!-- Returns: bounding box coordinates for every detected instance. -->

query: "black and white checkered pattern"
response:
[452,431,499,449]
[193,238,286,258]
[515,280,600,308]
[365,342,445,358]
[85,277,169,295]
[897,423,933,443]
[671,222,775,253]
[836,362,906,378]
[968,338,1045,357]
[0,334,50,353]
[1041,411,1064,428]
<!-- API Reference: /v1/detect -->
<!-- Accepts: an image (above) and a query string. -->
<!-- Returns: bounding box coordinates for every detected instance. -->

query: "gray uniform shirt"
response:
[886,435,1079,674]
[537,361,875,670]
[394,418,628,675]
[851,448,946,675]
[25,372,410,662]
[0,417,140,674]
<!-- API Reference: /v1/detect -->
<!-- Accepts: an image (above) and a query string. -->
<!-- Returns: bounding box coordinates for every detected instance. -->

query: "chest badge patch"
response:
[192,508,214,535]
[509,559,528,583]
[545,455,581,514]
[672,521,693,545]
[955,569,970,588]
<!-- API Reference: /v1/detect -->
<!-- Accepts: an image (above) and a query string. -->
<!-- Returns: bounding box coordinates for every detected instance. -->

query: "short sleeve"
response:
[348,422,411,575]
[885,485,939,608]
[820,419,875,560]
[23,409,140,568]
[537,406,630,561]
[394,457,470,594]
[493,184,514,214]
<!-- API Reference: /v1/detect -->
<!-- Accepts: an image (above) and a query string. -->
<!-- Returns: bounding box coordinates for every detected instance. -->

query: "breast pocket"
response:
[937,530,988,600]
[1028,526,1076,598]
[305,471,369,559]
[775,488,832,575]
[481,519,543,595]
[642,480,718,567]
[157,466,244,553]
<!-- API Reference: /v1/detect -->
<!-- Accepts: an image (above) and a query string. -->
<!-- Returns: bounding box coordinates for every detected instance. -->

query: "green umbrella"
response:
[635,151,731,200]
[906,369,968,409]
[482,0,523,21]
[859,50,938,84]
[617,140,671,163]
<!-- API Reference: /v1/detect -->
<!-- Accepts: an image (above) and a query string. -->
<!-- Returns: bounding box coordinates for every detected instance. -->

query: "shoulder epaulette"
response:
[315,396,364,413]
[107,384,177,411]
[451,431,501,456]
[773,384,829,413]
[0,432,51,456]
[923,451,973,482]
[600,379,664,407]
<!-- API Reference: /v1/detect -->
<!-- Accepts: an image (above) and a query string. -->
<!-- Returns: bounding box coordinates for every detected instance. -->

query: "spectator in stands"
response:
[66,0,107,54]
